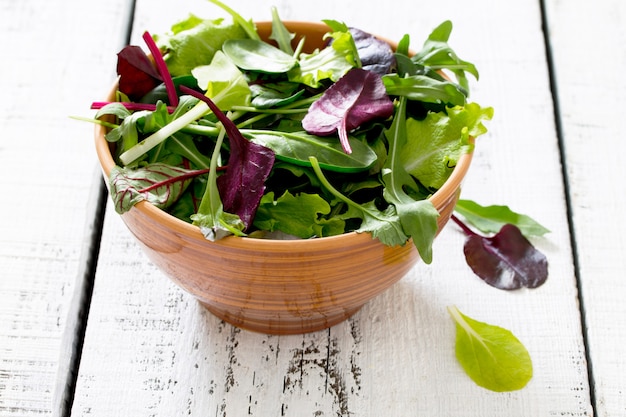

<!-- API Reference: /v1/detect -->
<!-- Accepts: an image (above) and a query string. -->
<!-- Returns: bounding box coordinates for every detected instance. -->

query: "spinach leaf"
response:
[245,130,377,173]
[448,306,533,392]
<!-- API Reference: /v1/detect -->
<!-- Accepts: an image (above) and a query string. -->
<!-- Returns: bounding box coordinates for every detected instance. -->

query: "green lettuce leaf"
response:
[288,28,358,88]
[253,191,345,238]
[154,14,248,77]
[401,103,493,190]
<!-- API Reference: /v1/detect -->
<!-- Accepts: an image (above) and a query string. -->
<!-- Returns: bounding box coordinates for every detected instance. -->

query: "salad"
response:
[93,0,493,263]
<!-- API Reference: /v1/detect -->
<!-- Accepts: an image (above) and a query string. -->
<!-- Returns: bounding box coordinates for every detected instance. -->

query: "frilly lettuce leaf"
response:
[401,103,494,190]
[154,14,248,77]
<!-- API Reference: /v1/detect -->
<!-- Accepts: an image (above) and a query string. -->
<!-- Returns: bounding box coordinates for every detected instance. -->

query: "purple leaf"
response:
[453,216,548,290]
[350,27,396,75]
[179,86,275,230]
[116,45,162,101]
[302,68,394,154]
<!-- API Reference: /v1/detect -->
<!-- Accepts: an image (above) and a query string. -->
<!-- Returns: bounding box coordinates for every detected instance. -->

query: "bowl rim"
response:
[94,20,474,250]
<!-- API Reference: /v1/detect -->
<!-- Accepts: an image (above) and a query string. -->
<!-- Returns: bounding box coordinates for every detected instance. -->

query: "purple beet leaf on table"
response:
[451,215,549,290]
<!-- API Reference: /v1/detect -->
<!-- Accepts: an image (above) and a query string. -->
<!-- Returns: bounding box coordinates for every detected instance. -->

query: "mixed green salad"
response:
[93,0,492,263]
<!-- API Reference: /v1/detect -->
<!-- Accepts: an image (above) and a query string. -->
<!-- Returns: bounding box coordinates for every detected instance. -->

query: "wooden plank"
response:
[544,0,626,415]
[0,1,132,416]
[72,0,592,415]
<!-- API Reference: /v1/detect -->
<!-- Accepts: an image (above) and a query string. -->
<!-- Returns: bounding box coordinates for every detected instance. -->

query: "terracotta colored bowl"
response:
[95,21,474,334]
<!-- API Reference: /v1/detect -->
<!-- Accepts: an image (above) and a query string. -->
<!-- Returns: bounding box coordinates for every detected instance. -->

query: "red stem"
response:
[142,31,178,108]
[451,214,478,237]
[138,167,226,193]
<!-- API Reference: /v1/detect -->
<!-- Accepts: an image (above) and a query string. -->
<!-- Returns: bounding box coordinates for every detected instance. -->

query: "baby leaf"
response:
[382,96,439,263]
[309,157,408,247]
[302,68,394,154]
[116,45,162,101]
[109,163,207,214]
[452,216,549,290]
[253,191,345,238]
[448,306,533,392]
[349,27,395,76]
[180,86,276,231]
[245,130,377,173]
[222,39,297,73]
[455,199,550,238]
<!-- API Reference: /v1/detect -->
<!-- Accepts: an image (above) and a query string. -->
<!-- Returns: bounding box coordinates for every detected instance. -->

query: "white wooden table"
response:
[1,0,624,416]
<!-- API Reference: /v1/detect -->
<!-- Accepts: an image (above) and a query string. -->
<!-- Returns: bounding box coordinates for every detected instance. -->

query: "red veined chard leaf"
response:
[116,45,162,101]
[109,163,210,214]
[452,215,548,290]
[180,86,275,230]
[302,68,394,154]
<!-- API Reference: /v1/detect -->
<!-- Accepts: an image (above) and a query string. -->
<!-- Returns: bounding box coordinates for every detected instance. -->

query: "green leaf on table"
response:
[253,191,345,238]
[448,305,533,392]
[455,199,550,238]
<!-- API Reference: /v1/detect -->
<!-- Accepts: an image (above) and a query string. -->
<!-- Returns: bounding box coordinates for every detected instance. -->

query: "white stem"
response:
[119,101,210,166]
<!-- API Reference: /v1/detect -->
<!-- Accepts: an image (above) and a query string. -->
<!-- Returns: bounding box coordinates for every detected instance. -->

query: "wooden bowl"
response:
[95,21,474,334]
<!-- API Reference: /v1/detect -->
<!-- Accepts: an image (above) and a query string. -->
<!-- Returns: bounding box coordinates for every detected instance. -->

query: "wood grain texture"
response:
[70,0,593,415]
[0,1,132,415]
[544,0,626,415]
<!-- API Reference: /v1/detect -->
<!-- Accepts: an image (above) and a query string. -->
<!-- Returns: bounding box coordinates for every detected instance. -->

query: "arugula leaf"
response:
[302,68,394,154]
[382,96,439,263]
[309,157,408,247]
[109,163,208,214]
[269,6,295,54]
[448,306,533,392]
[253,191,345,238]
[412,21,479,93]
[382,73,467,106]
[454,199,550,237]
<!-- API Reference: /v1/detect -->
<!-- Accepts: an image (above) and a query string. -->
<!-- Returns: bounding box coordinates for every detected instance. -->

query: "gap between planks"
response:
[538,0,596,416]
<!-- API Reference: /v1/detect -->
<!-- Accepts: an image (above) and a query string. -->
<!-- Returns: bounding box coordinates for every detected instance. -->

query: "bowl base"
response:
[200,302,363,335]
